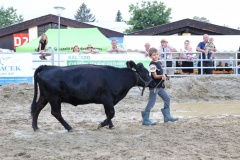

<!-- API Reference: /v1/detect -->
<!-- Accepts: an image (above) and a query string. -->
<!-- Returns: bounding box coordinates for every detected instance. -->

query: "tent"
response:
[16,28,112,52]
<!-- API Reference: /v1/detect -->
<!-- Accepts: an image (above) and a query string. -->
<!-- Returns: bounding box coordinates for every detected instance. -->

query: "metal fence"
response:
[159,52,240,77]
[1,51,239,77]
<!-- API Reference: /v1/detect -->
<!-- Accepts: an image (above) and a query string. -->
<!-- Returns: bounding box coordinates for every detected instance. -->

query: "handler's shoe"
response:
[39,56,44,60]
[141,111,156,125]
[161,108,178,122]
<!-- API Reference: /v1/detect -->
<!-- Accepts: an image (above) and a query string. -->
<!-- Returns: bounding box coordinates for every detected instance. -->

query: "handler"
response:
[141,47,178,125]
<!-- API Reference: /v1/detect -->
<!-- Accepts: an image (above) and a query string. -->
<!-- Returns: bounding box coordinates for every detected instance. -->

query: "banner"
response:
[0,54,33,85]
[66,53,151,68]
[13,33,29,49]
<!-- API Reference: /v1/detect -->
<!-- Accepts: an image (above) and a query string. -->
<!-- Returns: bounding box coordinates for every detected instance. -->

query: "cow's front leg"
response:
[108,120,114,129]
[50,101,73,131]
[98,119,109,129]
[98,105,115,129]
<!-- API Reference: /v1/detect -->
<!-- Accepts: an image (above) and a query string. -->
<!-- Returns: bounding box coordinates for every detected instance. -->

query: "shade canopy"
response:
[16,28,112,52]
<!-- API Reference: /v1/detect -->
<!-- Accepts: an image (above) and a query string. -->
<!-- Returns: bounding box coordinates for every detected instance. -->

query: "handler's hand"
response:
[162,74,167,80]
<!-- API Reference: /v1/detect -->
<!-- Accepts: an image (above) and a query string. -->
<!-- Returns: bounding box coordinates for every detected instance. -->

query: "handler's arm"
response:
[151,72,166,80]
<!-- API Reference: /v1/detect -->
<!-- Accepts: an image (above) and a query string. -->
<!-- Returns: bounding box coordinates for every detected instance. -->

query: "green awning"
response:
[16,28,111,52]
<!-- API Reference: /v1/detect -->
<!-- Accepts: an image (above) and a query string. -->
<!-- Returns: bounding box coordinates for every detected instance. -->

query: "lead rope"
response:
[153,74,169,93]
[153,79,163,93]
[135,72,151,96]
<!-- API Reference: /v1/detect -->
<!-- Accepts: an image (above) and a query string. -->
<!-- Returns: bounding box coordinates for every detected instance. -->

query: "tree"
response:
[125,1,171,33]
[193,16,210,23]
[115,10,123,22]
[0,6,23,28]
[74,3,96,22]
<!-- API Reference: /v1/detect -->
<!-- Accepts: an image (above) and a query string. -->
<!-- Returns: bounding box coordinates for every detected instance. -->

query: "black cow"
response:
[31,61,152,131]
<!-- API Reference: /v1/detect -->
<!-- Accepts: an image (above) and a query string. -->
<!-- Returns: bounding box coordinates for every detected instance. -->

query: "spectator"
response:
[224,62,233,72]
[159,38,177,76]
[180,40,195,74]
[107,40,126,53]
[82,44,99,54]
[37,34,51,60]
[216,61,223,71]
[205,37,216,58]
[196,34,217,74]
[139,42,151,56]
[72,45,80,52]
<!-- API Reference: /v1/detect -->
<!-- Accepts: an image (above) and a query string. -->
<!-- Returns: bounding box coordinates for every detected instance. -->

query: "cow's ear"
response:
[137,63,144,68]
[126,61,137,71]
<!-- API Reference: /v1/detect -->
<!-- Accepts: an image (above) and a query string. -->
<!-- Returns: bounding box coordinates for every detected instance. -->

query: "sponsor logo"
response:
[0,57,11,65]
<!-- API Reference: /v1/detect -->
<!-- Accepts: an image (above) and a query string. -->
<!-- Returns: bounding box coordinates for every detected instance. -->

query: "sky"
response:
[1,0,240,29]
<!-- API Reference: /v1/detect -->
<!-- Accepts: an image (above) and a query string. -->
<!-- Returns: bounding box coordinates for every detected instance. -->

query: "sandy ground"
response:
[1,75,240,159]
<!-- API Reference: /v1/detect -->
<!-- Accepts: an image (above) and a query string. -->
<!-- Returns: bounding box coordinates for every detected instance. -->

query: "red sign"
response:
[13,33,29,49]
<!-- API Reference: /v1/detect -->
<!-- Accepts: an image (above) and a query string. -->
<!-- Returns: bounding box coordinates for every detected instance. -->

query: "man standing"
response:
[196,34,217,74]
[159,38,177,76]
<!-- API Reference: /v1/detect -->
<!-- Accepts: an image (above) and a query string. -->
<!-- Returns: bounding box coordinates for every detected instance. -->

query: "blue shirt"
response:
[197,41,213,59]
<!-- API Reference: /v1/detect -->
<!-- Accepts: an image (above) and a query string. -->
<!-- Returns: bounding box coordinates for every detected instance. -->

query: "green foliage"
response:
[193,16,210,23]
[0,6,23,28]
[74,3,96,22]
[115,10,123,22]
[125,1,171,33]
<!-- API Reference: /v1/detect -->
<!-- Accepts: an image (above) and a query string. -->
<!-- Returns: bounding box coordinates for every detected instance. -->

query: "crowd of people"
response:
[138,34,239,75]
[37,35,127,60]
[35,33,239,75]
[137,34,216,75]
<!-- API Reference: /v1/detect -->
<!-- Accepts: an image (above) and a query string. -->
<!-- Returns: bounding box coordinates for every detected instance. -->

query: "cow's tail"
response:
[31,65,45,117]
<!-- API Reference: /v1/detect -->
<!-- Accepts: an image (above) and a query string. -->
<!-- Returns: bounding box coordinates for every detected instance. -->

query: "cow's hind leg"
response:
[98,105,115,129]
[49,101,73,131]
[32,95,48,131]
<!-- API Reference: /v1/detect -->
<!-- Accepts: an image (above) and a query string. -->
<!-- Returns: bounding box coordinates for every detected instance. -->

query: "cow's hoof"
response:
[109,125,115,129]
[98,122,104,129]
[68,128,74,132]
[33,128,39,132]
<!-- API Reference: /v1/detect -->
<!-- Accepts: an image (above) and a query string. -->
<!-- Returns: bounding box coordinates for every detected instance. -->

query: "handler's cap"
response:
[161,38,168,43]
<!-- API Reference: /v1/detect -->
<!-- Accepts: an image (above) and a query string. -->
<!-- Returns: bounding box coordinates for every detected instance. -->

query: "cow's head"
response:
[126,61,152,88]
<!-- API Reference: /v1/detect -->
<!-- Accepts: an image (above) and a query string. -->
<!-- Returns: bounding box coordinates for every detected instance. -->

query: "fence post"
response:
[235,52,238,75]
[200,53,203,75]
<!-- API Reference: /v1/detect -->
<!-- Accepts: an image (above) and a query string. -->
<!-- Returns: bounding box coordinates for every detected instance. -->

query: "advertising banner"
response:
[0,54,33,85]
[66,53,151,68]
[13,33,29,50]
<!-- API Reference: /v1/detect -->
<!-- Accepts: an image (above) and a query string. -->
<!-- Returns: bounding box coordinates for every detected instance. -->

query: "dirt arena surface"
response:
[1,75,240,160]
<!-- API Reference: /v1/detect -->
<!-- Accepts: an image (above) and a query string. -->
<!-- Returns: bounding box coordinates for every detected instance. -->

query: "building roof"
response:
[129,18,240,35]
[0,14,124,37]
[86,22,131,33]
